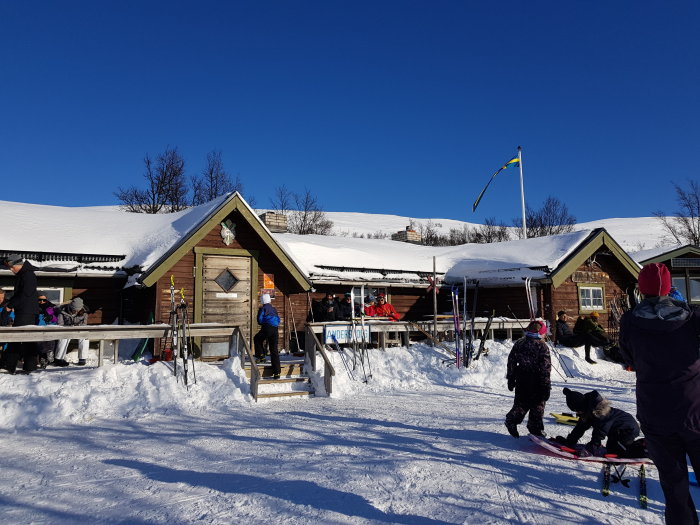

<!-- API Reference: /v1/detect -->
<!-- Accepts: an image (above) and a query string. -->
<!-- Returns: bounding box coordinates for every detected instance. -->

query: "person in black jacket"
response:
[316,293,338,322]
[620,263,700,525]
[336,292,355,321]
[2,254,41,373]
[556,388,644,458]
[505,320,552,438]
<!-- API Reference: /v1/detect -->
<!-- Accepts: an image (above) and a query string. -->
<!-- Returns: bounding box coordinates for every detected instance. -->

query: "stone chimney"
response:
[391,226,422,244]
[259,212,288,233]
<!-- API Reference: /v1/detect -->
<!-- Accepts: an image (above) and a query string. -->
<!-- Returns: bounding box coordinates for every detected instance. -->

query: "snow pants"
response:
[505,390,547,435]
[253,324,280,375]
[644,426,700,525]
[56,338,89,361]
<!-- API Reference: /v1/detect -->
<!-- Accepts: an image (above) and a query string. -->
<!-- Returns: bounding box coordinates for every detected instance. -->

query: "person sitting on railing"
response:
[54,297,89,367]
[316,292,338,322]
[254,293,281,379]
[374,293,400,321]
[336,292,355,321]
[363,295,378,317]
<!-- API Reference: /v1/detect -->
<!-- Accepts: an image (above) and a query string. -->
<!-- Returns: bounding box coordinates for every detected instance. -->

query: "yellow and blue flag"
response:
[472,156,520,212]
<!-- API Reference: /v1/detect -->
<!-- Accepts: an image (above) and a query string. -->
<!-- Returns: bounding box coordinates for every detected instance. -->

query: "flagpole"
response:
[518,145,527,238]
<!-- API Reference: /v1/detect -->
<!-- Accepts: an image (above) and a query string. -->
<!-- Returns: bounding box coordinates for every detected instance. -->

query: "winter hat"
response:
[637,263,672,297]
[70,297,84,311]
[365,294,376,303]
[261,293,271,304]
[344,292,352,298]
[583,390,604,412]
[525,320,547,338]
[2,254,23,267]
[590,311,599,318]
[563,387,586,412]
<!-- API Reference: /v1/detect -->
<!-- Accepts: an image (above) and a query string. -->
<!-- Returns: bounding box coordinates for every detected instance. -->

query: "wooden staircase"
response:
[243,355,315,399]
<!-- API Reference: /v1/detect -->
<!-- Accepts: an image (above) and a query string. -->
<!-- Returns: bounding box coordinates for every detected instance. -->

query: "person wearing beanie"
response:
[1,255,40,374]
[374,293,400,321]
[555,388,644,458]
[504,320,552,439]
[336,292,355,321]
[317,292,338,322]
[253,292,281,378]
[620,262,700,524]
[54,296,90,366]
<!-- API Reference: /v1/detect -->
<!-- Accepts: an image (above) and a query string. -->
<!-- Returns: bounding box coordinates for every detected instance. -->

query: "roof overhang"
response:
[139,193,311,291]
[638,244,700,264]
[549,228,640,288]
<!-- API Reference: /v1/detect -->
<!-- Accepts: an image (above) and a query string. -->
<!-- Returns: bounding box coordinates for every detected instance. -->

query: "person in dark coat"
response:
[620,262,700,525]
[336,292,355,321]
[556,388,644,458]
[2,254,40,373]
[556,310,610,364]
[316,293,338,322]
[505,320,552,438]
[0,288,14,357]
[253,293,281,378]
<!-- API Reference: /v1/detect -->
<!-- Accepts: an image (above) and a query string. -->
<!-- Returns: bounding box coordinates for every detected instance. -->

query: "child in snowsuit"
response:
[253,293,281,378]
[505,320,551,438]
[556,388,646,458]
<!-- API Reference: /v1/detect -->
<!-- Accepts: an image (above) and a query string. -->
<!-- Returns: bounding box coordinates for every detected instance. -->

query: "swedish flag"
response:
[472,156,520,212]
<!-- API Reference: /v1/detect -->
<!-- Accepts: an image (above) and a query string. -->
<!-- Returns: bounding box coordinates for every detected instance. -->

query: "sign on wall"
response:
[324,324,371,344]
[262,273,276,297]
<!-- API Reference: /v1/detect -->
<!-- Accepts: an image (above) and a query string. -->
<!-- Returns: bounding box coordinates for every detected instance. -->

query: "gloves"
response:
[584,442,605,457]
[507,379,516,391]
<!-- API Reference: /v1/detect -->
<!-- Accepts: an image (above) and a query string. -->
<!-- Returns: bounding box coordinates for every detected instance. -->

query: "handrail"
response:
[305,325,335,395]
[230,327,260,401]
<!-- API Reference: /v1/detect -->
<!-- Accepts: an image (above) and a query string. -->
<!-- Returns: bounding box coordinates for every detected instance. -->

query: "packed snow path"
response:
[0,342,694,524]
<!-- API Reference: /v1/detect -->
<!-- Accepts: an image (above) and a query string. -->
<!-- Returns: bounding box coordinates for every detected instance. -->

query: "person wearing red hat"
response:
[504,320,551,439]
[374,293,400,321]
[620,263,700,525]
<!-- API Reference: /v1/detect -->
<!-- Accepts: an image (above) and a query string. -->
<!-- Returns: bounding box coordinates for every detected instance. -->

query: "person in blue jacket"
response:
[254,293,281,379]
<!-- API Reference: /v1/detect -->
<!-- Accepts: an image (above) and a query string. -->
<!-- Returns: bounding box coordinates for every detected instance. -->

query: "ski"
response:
[465,281,479,367]
[639,464,648,509]
[602,462,612,496]
[331,334,356,381]
[474,309,495,361]
[451,287,461,368]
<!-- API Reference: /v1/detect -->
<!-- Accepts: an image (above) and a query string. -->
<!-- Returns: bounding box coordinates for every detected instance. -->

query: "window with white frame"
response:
[579,285,604,311]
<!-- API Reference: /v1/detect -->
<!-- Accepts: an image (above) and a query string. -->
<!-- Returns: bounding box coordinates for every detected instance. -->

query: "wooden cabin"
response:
[636,244,700,304]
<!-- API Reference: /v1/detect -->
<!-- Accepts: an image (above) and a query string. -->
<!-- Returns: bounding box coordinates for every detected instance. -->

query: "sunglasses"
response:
[38,298,47,302]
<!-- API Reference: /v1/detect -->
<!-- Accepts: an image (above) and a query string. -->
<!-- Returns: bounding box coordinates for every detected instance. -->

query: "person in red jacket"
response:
[363,295,378,317]
[374,293,400,321]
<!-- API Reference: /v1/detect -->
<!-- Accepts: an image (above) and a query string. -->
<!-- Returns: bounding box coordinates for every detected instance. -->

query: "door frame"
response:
[194,247,259,352]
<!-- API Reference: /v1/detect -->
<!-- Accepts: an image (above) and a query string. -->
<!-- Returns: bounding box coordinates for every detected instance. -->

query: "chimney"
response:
[259,212,288,233]
[391,226,422,244]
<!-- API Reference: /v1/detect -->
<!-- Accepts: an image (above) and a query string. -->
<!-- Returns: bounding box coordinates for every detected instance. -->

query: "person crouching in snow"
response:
[505,320,551,438]
[555,388,646,458]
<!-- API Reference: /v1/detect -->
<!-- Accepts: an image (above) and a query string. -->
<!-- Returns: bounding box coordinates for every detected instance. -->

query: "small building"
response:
[391,226,422,244]
[634,244,700,304]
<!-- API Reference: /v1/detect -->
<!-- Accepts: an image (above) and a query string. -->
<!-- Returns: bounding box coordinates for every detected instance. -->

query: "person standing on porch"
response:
[54,297,89,366]
[254,293,281,379]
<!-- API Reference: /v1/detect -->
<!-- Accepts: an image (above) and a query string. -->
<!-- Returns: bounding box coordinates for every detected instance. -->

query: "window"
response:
[351,286,386,311]
[2,287,64,305]
[689,278,700,303]
[672,277,688,300]
[579,285,604,311]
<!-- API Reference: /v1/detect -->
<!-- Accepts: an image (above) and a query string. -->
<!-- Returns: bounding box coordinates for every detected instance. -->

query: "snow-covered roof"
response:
[0,194,235,275]
[273,229,598,286]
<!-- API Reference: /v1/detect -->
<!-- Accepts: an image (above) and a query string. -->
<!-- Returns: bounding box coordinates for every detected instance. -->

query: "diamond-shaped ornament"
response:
[214,268,239,292]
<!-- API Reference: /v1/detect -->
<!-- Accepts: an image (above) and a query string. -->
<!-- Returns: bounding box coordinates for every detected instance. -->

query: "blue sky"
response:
[1,1,698,224]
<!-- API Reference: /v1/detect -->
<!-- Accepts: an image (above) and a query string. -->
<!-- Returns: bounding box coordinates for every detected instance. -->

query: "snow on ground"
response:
[0,339,694,524]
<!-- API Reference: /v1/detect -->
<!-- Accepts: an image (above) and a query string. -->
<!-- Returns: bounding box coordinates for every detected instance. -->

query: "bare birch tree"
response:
[655,180,700,245]
[513,196,576,238]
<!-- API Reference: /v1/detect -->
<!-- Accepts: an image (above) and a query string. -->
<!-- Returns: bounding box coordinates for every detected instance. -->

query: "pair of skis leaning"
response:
[602,462,647,509]
[448,281,491,367]
[166,276,197,387]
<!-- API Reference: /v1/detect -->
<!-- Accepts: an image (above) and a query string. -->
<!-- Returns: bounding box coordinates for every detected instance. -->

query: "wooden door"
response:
[200,254,252,357]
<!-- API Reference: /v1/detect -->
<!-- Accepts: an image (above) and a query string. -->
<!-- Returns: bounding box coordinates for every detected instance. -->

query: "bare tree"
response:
[191,150,235,205]
[471,217,511,243]
[448,225,471,245]
[270,185,294,214]
[654,180,700,246]
[115,146,188,213]
[289,189,334,235]
[513,196,576,238]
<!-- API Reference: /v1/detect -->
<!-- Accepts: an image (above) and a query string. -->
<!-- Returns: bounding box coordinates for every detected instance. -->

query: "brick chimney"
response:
[259,212,288,233]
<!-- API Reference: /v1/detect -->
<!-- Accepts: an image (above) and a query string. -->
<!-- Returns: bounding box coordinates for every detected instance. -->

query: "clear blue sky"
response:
[1,1,698,224]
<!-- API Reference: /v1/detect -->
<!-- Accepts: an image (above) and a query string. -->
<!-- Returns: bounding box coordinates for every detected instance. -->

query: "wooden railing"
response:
[228,326,261,400]
[304,325,335,395]
[0,323,238,366]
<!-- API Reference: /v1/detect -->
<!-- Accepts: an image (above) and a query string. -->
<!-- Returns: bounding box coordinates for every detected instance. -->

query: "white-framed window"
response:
[351,286,387,310]
[2,287,64,305]
[579,285,604,311]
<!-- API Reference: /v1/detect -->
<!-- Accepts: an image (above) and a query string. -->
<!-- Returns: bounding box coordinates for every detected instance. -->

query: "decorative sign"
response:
[220,219,236,246]
[215,292,238,298]
[263,273,275,289]
[324,324,371,344]
[572,271,607,283]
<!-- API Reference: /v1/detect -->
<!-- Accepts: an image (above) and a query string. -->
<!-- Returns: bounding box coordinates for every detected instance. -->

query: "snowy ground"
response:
[0,339,695,524]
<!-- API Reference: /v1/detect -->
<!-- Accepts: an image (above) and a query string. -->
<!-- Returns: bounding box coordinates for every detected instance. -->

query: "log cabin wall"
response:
[150,209,306,356]
[550,247,636,333]
[72,276,129,325]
